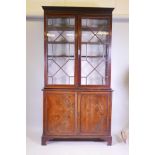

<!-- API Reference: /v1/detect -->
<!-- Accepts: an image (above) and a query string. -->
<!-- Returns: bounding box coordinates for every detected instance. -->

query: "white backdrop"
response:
[26,18,129,140]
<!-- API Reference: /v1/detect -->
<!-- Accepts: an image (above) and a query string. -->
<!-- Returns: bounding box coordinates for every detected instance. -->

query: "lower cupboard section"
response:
[42,90,112,145]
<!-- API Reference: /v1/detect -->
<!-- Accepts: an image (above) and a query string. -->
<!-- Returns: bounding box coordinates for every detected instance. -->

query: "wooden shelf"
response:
[48,55,74,58]
[47,25,74,31]
[47,25,109,31]
[82,27,109,31]
[48,41,110,45]
[47,55,104,58]
[48,41,74,44]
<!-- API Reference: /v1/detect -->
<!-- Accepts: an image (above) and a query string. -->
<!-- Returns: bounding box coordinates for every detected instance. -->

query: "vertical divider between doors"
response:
[77,16,81,134]
[75,91,78,135]
[75,15,79,135]
[77,92,81,134]
[75,16,79,87]
[77,16,81,86]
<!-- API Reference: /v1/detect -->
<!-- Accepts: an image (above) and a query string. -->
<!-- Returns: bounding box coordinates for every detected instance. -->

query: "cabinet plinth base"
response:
[41,136,47,145]
[107,136,112,145]
[41,135,112,146]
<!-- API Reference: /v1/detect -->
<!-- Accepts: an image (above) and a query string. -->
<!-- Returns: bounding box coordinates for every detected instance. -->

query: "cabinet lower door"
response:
[44,91,76,135]
[78,92,111,135]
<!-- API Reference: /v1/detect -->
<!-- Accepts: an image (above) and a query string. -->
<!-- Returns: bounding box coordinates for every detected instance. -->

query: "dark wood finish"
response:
[42,6,114,15]
[47,26,109,31]
[47,41,110,44]
[45,91,76,135]
[42,6,113,146]
[79,92,110,135]
[42,90,112,145]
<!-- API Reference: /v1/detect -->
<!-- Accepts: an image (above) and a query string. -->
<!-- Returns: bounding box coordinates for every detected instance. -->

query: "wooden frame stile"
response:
[42,6,114,146]
[44,12,47,87]
[77,15,81,87]
[107,14,112,87]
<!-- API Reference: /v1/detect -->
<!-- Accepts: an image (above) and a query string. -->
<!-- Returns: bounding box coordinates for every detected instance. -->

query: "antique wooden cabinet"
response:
[42,6,114,145]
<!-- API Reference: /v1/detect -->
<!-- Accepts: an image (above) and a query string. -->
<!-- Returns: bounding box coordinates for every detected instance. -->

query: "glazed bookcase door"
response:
[45,17,77,86]
[80,17,111,86]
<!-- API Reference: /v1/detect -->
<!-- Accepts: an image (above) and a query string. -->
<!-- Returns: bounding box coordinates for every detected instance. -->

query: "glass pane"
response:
[81,18,110,85]
[47,17,75,85]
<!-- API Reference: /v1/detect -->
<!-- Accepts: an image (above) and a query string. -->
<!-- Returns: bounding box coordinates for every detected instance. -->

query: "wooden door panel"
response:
[79,92,110,134]
[45,92,76,135]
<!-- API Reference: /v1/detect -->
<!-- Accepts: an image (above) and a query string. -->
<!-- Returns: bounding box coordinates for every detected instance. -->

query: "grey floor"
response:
[27,128,129,155]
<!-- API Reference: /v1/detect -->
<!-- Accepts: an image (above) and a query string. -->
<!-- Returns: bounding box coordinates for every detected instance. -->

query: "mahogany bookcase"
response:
[42,6,114,145]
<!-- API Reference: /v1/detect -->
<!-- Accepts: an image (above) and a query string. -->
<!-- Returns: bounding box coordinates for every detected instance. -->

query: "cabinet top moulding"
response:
[42,6,114,15]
